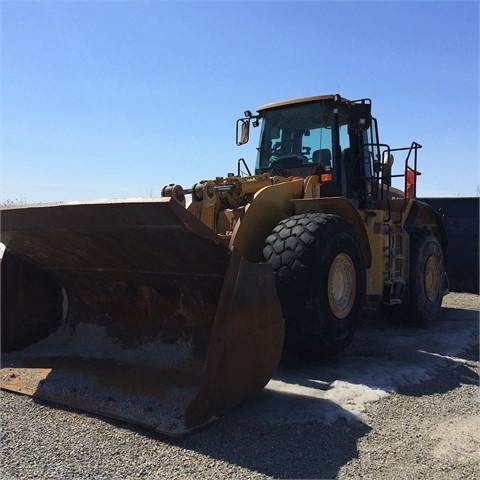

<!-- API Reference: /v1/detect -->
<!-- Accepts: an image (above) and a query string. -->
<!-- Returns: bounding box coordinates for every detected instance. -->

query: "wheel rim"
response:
[328,253,356,319]
[424,255,441,302]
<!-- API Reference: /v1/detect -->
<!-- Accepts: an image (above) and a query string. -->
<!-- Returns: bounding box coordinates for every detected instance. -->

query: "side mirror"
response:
[383,152,394,168]
[382,152,394,187]
[236,118,250,146]
[350,102,372,131]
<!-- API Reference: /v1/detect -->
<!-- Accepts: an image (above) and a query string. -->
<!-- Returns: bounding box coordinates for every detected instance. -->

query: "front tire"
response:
[263,213,366,358]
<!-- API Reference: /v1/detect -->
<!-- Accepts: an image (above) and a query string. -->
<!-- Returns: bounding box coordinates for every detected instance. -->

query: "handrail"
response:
[363,141,422,222]
[237,157,252,176]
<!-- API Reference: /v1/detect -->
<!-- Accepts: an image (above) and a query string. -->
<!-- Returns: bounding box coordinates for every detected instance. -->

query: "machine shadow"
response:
[26,388,370,479]
[174,390,372,480]
[171,303,478,478]
[21,301,477,479]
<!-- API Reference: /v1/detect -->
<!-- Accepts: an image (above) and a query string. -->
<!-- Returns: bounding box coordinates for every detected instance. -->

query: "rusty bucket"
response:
[1,198,283,436]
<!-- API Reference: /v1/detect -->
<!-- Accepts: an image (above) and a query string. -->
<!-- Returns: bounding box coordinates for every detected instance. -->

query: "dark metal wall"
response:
[420,197,479,294]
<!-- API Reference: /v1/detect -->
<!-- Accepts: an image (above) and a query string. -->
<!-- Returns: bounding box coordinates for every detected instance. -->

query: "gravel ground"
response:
[1,292,479,480]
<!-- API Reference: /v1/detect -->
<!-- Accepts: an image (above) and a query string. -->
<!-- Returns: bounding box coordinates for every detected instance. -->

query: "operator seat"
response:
[312,149,332,174]
[312,149,332,168]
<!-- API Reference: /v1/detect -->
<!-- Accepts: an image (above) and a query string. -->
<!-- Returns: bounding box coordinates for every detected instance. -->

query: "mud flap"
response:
[0,199,284,436]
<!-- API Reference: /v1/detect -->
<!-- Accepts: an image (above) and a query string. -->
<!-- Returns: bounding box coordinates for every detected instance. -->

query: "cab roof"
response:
[257,94,350,113]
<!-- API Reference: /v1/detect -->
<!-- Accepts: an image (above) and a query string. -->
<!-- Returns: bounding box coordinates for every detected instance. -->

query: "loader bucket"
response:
[0,198,284,436]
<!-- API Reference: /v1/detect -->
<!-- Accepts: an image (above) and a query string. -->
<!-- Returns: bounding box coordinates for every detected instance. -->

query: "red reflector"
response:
[321,173,332,183]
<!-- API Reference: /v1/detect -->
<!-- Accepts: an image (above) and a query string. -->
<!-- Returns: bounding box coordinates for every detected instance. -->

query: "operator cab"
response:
[239,94,384,209]
[255,96,341,178]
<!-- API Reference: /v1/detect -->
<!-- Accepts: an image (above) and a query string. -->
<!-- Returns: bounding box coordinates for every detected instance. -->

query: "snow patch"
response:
[230,303,478,426]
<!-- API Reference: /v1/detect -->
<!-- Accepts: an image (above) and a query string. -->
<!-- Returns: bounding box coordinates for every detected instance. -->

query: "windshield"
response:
[255,100,349,175]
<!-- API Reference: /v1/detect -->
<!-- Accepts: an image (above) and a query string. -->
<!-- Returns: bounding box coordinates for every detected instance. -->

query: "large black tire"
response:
[263,213,366,358]
[387,228,445,324]
[409,229,445,322]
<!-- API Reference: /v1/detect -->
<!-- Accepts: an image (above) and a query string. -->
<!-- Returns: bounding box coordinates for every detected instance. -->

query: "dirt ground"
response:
[1,292,478,479]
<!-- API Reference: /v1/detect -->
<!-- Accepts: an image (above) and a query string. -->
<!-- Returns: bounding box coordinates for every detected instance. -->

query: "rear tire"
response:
[382,229,444,324]
[263,213,366,358]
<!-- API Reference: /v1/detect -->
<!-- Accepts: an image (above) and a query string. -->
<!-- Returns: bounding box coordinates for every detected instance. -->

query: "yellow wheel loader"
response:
[1,94,447,436]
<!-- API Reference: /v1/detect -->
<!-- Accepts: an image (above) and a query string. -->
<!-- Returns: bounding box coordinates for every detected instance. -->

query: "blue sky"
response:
[1,1,479,203]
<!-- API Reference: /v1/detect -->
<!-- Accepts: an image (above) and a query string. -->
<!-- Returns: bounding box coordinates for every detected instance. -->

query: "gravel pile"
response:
[1,293,478,480]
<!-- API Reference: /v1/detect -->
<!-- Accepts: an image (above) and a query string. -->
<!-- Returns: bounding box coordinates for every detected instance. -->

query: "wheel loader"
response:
[0,94,447,436]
